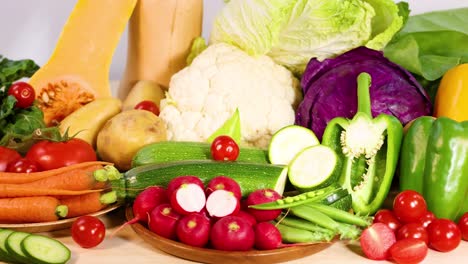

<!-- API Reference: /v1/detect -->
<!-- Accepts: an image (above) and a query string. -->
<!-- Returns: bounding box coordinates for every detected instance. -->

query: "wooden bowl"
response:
[126,207,334,264]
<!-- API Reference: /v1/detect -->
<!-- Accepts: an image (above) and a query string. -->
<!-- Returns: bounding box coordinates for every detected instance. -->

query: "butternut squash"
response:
[29,0,137,126]
[118,0,203,99]
[122,80,165,111]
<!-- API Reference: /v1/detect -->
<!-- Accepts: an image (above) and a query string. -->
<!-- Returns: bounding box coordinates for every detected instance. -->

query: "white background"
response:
[1,0,467,80]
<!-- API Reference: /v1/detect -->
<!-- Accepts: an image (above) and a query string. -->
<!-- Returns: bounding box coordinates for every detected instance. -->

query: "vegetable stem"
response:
[357,72,372,116]
[56,205,68,218]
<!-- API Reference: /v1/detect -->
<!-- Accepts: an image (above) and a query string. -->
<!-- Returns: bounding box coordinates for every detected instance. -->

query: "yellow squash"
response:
[434,63,468,121]
[121,80,165,111]
[29,0,137,126]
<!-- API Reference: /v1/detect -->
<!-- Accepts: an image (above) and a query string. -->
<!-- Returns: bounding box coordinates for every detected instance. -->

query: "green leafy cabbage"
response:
[210,0,403,75]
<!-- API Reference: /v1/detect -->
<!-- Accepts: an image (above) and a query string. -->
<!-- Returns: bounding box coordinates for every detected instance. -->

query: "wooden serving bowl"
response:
[126,207,334,263]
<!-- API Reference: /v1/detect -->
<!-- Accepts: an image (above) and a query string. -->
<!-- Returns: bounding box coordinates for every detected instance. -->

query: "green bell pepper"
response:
[322,72,403,215]
[399,116,468,221]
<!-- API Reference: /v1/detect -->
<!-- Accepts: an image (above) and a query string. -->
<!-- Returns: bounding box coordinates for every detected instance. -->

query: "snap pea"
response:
[276,223,335,243]
[276,215,336,239]
[304,203,371,227]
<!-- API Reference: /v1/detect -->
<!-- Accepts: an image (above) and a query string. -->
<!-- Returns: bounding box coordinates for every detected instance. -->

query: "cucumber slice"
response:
[268,125,319,165]
[5,231,30,263]
[22,234,71,264]
[288,145,338,191]
[0,229,16,263]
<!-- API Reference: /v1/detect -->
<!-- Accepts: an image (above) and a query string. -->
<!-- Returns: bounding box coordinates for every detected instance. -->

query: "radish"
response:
[205,189,240,218]
[210,216,255,251]
[167,175,205,198]
[254,222,284,250]
[170,183,206,215]
[205,176,242,200]
[148,203,181,240]
[246,189,283,222]
[176,213,211,248]
[235,210,257,227]
[112,186,168,236]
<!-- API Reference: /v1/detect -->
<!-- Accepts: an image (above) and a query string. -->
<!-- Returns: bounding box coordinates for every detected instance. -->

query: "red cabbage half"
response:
[295,46,432,140]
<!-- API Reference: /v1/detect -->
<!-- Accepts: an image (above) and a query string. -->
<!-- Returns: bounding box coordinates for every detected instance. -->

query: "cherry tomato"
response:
[8,82,36,108]
[373,209,402,232]
[419,211,436,228]
[0,146,21,172]
[6,158,40,173]
[458,213,468,241]
[393,190,427,223]
[389,238,428,264]
[210,135,240,161]
[26,138,97,171]
[396,222,429,245]
[71,215,106,248]
[427,218,461,252]
[134,100,160,115]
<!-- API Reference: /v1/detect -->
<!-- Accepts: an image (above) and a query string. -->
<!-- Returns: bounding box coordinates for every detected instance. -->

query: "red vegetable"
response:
[210,135,239,161]
[134,100,160,115]
[205,176,242,200]
[71,215,106,248]
[176,213,211,248]
[148,203,181,240]
[166,175,204,200]
[6,158,40,173]
[393,190,427,224]
[360,223,396,260]
[26,138,97,171]
[170,183,206,215]
[419,211,436,228]
[246,189,282,222]
[210,216,255,251]
[205,189,240,218]
[373,209,401,232]
[389,238,428,264]
[396,222,428,245]
[458,212,468,241]
[235,211,257,227]
[8,81,36,109]
[254,222,283,250]
[0,146,21,172]
[427,218,461,252]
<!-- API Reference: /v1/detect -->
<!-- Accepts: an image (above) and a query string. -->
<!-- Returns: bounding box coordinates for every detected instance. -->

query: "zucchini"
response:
[22,234,71,264]
[115,160,288,200]
[5,231,30,263]
[131,141,269,167]
[0,229,16,263]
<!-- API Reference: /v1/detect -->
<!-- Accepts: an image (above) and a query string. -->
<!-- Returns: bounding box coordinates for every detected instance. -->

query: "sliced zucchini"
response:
[0,229,16,263]
[268,125,319,165]
[22,234,71,264]
[288,145,338,191]
[5,231,30,263]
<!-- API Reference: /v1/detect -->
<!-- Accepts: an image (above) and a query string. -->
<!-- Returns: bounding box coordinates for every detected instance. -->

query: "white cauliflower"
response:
[159,43,302,148]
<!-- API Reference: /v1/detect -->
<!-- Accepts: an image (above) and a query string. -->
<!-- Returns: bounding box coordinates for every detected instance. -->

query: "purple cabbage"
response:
[295,46,432,140]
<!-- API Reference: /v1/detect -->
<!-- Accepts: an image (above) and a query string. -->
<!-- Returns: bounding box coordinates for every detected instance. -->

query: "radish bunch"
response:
[131,175,286,251]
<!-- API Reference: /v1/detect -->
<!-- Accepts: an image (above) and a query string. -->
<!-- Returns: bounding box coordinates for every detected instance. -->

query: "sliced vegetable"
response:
[0,229,15,263]
[389,238,428,264]
[170,183,206,215]
[205,190,240,218]
[360,223,396,260]
[5,231,30,263]
[22,234,71,264]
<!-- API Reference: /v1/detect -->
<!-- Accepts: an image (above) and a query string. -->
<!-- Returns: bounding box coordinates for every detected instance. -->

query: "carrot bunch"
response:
[0,161,120,224]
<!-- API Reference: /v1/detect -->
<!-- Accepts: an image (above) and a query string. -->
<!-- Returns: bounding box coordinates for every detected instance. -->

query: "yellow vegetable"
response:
[122,80,165,111]
[434,63,468,121]
[118,0,203,99]
[29,0,137,125]
[59,98,122,148]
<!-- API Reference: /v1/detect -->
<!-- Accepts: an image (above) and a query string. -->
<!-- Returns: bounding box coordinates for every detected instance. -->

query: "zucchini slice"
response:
[22,234,71,264]
[0,229,15,263]
[5,231,30,263]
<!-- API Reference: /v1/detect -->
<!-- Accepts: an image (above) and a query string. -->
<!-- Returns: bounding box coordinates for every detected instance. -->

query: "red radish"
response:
[176,213,211,247]
[205,176,242,200]
[235,211,257,227]
[205,189,240,218]
[210,216,255,251]
[254,222,284,250]
[360,223,396,260]
[112,186,168,236]
[246,189,283,222]
[167,175,204,198]
[170,183,206,215]
[148,203,181,240]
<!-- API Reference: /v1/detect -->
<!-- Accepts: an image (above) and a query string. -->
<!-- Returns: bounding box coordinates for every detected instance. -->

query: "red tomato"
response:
[6,158,40,173]
[389,238,428,264]
[0,146,21,172]
[8,82,36,108]
[360,223,396,260]
[71,216,106,248]
[393,190,427,223]
[210,135,240,161]
[26,138,97,170]
[396,222,429,245]
[373,209,402,232]
[458,213,468,241]
[419,211,436,228]
[134,100,160,115]
[427,218,461,252]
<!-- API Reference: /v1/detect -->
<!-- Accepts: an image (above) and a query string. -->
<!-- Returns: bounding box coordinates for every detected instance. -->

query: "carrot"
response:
[0,184,103,198]
[60,191,117,218]
[22,164,108,191]
[0,161,112,184]
[0,196,68,224]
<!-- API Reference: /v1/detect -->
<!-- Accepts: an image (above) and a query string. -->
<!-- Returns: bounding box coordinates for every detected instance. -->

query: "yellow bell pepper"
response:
[434,63,468,121]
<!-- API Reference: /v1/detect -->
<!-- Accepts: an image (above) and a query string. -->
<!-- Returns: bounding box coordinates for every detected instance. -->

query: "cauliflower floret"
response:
[159,43,302,148]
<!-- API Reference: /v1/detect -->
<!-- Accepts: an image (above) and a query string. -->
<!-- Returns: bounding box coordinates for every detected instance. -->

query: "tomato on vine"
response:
[71,215,106,248]
[8,82,36,109]
[210,135,239,161]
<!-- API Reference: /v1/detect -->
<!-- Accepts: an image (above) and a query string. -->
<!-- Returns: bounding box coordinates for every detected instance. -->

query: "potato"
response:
[96,109,167,171]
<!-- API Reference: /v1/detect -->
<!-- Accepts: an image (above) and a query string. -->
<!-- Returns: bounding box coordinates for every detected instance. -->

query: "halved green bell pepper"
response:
[322,73,403,215]
[400,116,468,221]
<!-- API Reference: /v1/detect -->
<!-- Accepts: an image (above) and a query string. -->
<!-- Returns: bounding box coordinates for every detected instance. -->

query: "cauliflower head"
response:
[159,43,302,148]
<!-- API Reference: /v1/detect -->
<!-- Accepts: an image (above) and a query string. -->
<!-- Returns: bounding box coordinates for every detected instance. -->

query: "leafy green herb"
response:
[0,55,39,93]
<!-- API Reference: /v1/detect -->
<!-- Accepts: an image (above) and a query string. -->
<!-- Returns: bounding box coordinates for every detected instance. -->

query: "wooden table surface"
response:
[15,207,466,264]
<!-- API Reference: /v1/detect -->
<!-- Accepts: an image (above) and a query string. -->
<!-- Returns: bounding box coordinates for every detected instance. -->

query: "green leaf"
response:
[207,108,241,143]
[0,55,39,92]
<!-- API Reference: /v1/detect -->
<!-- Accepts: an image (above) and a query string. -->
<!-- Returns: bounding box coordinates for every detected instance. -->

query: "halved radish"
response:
[176,213,211,248]
[246,189,282,222]
[148,203,181,240]
[206,189,240,218]
[170,183,206,215]
[167,175,204,198]
[205,176,242,200]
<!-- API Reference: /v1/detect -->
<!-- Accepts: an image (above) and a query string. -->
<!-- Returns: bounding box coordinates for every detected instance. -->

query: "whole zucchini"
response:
[114,160,288,200]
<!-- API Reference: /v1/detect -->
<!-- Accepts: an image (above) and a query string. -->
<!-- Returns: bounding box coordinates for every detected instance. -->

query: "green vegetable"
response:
[276,215,336,239]
[22,234,71,264]
[0,229,15,263]
[303,203,371,227]
[113,160,288,200]
[399,116,468,221]
[276,223,335,243]
[131,141,269,168]
[210,0,403,75]
[207,108,241,144]
[5,231,30,263]
[322,72,403,215]
[0,55,39,90]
